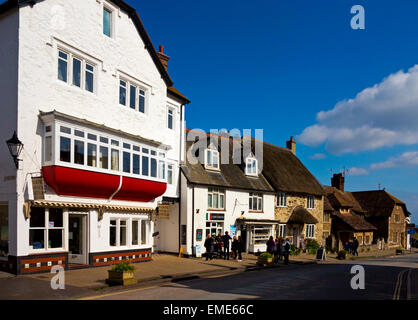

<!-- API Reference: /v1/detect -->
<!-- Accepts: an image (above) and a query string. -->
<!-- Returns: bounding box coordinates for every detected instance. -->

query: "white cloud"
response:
[297,66,418,154]
[370,151,418,170]
[309,153,327,160]
[347,167,369,176]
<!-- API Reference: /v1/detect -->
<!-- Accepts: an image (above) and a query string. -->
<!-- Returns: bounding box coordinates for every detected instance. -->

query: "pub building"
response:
[0,0,189,274]
[178,130,278,256]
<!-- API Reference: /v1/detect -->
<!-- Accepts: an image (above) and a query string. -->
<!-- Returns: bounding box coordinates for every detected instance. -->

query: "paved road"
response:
[88,254,418,300]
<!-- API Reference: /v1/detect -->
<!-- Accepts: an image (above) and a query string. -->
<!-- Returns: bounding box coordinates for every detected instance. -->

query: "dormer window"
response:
[205,147,219,170]
[245,156,258,176]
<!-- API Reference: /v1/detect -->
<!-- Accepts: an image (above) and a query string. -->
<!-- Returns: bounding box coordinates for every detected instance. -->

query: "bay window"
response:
[249,193,263,211]
[208,188,225,210]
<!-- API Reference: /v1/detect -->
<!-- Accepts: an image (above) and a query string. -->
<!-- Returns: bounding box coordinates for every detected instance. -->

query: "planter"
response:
[106,270,138,286]
[396,249,404,255]
[256,256,273,266]
[337,251,347,260]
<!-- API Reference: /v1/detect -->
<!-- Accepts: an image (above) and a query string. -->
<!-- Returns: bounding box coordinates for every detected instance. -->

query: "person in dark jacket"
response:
[266,236,276,255]
[204,234,214,261]
[232,236,239,260]
[283,239,291,265]
[352,237,359,256]
[222,231,232,260]
[237,236,243,261]
[273,237,281,264]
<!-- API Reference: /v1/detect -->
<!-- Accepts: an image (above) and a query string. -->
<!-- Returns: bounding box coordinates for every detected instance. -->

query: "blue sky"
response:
[3,0,416,222]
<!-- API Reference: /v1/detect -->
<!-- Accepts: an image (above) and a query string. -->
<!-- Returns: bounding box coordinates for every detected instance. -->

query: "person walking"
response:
[283,238,291,265]
[352,237,359,256]
[222,231,232,260]
[237,236,243,261]
[232,236,239,260]
[273,237,281,264]
[204,234,214,261]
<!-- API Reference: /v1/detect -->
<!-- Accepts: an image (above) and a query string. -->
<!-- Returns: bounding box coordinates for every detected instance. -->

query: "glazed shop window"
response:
[119,78,147,114]
[29,207,64,250]
[307,195,315,209]
[277,192,287,207]
[305,224,315,238]
[208,188,225,210]
[109,218,127,247]
[249,193,263,211]
[55,124,167,183]
[251,226,271,245]
[111,218,149,247]
[205,222,223,238]
[0,204,8,257]
[58,49,95,93]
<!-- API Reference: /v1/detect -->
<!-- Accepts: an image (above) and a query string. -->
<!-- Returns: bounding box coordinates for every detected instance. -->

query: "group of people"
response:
[266,236,291,265]
[204,231,244,261]
[343,237,359,256]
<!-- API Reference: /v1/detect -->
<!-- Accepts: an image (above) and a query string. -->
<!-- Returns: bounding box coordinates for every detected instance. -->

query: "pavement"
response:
[0,248,416,300]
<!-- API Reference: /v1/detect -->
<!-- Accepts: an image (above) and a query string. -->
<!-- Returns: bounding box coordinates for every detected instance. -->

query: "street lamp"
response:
[6,131,23,169]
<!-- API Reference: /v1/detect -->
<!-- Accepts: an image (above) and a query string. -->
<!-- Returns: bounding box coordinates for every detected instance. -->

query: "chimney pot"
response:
[159,45,164,53]
[156,44,170,71]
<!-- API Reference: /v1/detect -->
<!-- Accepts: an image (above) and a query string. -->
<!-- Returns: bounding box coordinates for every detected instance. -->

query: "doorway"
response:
[69,214,88,265]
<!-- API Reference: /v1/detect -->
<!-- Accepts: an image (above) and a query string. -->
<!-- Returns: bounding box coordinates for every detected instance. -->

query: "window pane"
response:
[111,149,119,171]
[142,156,149,176]
[167,165,173,184]
[103,8,111,37]
[88,143,97,167]
[60,137,71,163]
[99,146,108,169]
[29,229,45,249]
[249,197,253,210]
[88,133,97,141]
[213,194,218,209]
[123,151,130,173]
[208,194,212,208]
[151,158,157,177]
[133,154,140,174]
[85,65,94,93]
[49,208,63,228]
[213,153,219,168]
[74,140,85,165]
[109,221,116,246]
[141,221,147,245]
[45,136,52,162]
[130,85,136,109]
[30,207,45,228]
[220,194,224,209]
[139,90,145,113]
[132,221,138,245]
[74,130,84,138]
[120,221,126,246]
[72,58,81,87]
[159,160,165,179]
[48,229,63,248]
[258,198,262,211]
[58,52,67,82]
[168,110,173,129]
[60,126,71,134]
[100,136,108,144]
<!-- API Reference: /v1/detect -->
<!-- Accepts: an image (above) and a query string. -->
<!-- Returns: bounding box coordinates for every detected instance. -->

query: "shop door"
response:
[69,214,88,265]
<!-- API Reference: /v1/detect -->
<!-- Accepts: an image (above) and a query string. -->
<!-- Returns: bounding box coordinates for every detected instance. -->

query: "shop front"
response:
[236,218,278,253]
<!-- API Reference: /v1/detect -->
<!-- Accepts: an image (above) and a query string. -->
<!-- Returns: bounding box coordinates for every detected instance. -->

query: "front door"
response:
[293,227,299,248]
[69,214,87,264]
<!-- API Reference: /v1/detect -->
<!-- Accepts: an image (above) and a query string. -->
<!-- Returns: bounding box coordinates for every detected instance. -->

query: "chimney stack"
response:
[331,173,345,192]
[286,136,296,155]
[157,45,170,71]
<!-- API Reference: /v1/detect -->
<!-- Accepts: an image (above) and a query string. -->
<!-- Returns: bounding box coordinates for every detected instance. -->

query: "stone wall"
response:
[275,193,324,245]
[388,205,407,248]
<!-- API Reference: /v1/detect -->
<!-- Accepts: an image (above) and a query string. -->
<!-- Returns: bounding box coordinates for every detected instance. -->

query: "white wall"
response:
[5,0,183,256]
[0,8,19,256]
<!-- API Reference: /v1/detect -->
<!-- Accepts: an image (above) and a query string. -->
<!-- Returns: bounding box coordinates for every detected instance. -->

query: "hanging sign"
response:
[158,204,170,219]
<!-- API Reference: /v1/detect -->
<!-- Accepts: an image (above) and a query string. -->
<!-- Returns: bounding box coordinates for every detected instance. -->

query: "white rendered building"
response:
[0,0,189,274]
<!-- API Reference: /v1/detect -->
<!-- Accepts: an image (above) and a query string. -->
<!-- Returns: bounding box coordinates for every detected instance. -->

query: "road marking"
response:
[392,269,408,300]
[406,269,412,300]
[78,284,159,300]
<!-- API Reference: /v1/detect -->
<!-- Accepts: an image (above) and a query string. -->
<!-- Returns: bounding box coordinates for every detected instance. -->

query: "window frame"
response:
[249,192,263,212]
[103,6,113,38]
[276,192,287,207]
[305,224,315,238]
[245,157,258,176]
[207,188,225,210]
[57,48,97,95]
[167,107,175,130]
[205,148,220,170]
[307,195,315,209]
[277,224,286,238]
[119,77,148,114]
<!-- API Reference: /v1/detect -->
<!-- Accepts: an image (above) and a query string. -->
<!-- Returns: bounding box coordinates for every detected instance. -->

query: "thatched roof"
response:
[181,133,274,193]
[260,142,325,196]
[324,186,365,213]
[287,206,318,224]
[332,211,377,231]
[352,190,409,218]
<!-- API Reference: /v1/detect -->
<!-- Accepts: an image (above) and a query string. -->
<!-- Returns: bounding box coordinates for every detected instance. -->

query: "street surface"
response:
[87,254,417,300]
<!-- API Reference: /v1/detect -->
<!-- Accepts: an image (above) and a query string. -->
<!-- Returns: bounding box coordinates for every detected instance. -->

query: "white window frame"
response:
[167,164,174,185]
[305,224,315,238]
[103,6,113,38]
[205,148,220,170]
[249,193,263,212]
[277,224,286,238]
[167,107,175,130]
[119,77,148,114]
[277,192,287,207]
[29,207,66,253]
[245,156,258,176]
[307,195,315,209]
[109,217,150,248]
[57,48,96,94]
[207,188,225,210]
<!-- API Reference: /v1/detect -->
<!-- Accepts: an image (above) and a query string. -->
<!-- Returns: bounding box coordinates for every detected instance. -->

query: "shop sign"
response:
[230,225,237,236]
[207,213,224,221]
[158,204,170,219]
[196,229,203,241]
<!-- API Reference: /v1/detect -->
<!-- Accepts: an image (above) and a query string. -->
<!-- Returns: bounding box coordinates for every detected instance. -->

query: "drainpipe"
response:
[178,103,184,252]
[192,185,195,256]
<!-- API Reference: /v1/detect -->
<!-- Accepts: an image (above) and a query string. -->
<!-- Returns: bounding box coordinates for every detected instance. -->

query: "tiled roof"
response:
[352,190,409,218]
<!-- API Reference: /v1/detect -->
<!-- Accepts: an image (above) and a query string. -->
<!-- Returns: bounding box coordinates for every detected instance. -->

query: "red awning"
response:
[42,166,166,202]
